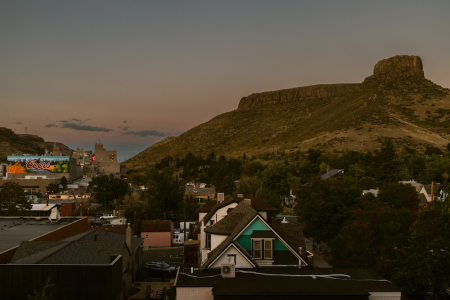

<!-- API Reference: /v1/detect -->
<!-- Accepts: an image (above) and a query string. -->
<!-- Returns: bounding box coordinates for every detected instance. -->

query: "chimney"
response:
[244,199,251,206]
[46,199,49,206]
[237,194,244,198]
[126,223,132,253]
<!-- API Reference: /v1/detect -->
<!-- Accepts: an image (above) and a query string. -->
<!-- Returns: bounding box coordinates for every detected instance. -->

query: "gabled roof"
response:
[320,169,344,179]
[196,200,218,212]
[201,195,277,225]
[205,212,246,235]
[201,202,258,269]
[270,223,306,254]
[399,181,423,193]
[201,202,308,269]
[423,183,441,196]
[141,220,173,232]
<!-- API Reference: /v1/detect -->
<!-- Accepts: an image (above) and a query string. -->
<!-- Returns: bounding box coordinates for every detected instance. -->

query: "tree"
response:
[123,194,151,233]
[238,176,263,197]
[46,183,60,194]
[140,167,185,220]
[376,139,400,184]
[377,182,419,211]
[390,199,450,299]
[60,176,68,190]
[295,178,362,243]
[28,277,54,300]
[87,174,128,207]
[0,181,30,214]
[330,206,416,270]
[259,164,299,211]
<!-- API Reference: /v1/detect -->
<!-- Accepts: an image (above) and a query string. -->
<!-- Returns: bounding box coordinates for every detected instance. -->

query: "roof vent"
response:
[217,193,224,203]
[237,194,244,198]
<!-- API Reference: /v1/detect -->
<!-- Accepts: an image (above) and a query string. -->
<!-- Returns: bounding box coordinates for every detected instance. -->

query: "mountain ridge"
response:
[126,55,450,168]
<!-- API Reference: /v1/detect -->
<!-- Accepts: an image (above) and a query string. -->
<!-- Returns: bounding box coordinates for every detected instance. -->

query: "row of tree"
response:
[295,178,450,299]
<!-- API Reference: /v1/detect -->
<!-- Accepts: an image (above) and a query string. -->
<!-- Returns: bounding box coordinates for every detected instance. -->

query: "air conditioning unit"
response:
[221,263,235,278]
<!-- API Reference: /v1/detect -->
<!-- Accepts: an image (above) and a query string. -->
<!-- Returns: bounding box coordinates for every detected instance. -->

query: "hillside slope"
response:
[126,55,450,167]
[0,127,73,162]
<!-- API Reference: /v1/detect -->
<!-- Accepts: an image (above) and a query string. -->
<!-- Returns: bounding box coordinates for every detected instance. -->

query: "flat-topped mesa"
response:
[373,55,424,79]
[237,83,358,110]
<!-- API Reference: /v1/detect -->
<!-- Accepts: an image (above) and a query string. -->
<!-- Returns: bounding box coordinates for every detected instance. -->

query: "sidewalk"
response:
[305,238,331,268]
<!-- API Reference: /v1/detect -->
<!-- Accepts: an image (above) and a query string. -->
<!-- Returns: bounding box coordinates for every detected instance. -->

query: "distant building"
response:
[93,143,121,176]
[141,220,174,248]
[320,169,345,180]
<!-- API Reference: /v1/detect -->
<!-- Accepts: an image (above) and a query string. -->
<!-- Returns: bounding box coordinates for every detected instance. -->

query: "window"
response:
[252,239,273,260]
[264,240,273,259]
[253,240,262,259]
[206,233,211,250]
[227,254,236,264]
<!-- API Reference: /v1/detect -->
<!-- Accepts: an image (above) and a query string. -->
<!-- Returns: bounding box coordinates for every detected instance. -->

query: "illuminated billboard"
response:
[7,156,70,174]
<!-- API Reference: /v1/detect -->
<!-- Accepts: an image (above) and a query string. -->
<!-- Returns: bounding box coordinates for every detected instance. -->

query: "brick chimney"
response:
[126,223,132,253]
[244,198,251,206]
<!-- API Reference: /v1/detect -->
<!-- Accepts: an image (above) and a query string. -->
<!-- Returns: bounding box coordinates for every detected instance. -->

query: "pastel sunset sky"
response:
[1,1,449,161]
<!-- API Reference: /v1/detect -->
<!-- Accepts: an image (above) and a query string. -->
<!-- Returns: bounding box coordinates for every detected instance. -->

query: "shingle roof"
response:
[201,202,258,269]
[270,223,306,254]
[320,169,344,179]
[201,204,308,269]
[202,195,277,225]
[423,183,441,196]
[11,229,143,267]
[196,201,218,212]
[141,220,173,232]
[204,213,246,235]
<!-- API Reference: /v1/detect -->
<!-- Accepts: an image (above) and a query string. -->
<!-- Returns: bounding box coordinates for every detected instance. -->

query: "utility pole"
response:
[184,199,186,242]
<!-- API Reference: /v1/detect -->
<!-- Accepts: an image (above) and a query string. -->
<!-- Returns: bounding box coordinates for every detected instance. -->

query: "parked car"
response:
[100,213,115,220]
[143,262,176,278]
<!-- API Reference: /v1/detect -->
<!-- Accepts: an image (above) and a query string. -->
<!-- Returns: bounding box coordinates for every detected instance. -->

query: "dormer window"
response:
[250,231,275,261]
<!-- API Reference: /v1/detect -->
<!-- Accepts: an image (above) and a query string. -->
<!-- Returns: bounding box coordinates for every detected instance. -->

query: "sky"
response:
[1,0,449,162]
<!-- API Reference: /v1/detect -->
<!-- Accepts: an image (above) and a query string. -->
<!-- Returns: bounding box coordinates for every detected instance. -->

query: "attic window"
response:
[251,237,274,260]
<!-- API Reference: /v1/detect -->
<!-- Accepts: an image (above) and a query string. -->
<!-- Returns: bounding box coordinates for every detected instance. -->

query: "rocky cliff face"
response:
[373,55,424,78]
[238,55,427,110]
[237,83,359,110]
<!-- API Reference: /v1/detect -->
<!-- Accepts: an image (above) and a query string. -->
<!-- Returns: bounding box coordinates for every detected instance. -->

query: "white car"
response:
[100,213,115,220]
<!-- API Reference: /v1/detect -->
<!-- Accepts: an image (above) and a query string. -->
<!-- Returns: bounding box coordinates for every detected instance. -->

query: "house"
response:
[399,181,446,203]
[362,188,379,197]
[1,224,143,300]
[320,169,345,180]
[196,195,278,260]
[176,201,402,299]
[141,219,174,248]
[200,201,307,268]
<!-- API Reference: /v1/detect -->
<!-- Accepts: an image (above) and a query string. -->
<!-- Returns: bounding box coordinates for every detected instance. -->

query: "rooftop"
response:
[176,268,401,296]
[0,218,78,253]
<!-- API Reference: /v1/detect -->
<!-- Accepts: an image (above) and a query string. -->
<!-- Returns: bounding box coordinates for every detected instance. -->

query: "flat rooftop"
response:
[0,218,77,253]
